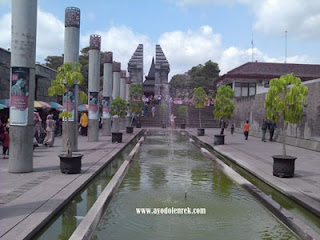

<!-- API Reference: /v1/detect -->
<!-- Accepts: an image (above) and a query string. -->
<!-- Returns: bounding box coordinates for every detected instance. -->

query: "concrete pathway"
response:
[0,130,141,240]
[0,127,319,239]
[187,128,320,219]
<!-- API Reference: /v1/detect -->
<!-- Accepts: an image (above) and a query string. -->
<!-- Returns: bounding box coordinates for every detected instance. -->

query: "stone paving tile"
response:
[0,130,141,239]
[187,128,320,217]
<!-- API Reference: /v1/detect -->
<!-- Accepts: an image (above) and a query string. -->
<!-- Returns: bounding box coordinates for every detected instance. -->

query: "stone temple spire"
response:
[128,44,143,84]
[155,45,170,97]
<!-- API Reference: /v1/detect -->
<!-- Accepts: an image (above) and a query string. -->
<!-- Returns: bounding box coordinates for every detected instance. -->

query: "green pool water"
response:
[93,131,299,240]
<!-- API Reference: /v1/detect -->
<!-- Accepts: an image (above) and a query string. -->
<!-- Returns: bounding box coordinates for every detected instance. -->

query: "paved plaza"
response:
[0,128,319,239]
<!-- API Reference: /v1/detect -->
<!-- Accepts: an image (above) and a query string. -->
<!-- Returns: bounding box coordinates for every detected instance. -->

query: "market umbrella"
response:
[0,103,8,109]
[34,101,51,108]
[50,102,63,111]
[0,99,10,106]
[78,104,88,112]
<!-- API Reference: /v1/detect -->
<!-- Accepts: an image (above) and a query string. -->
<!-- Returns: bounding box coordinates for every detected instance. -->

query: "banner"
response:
[62,87,75,121]
[10,67,29,126]
[89,92,99,120]
[102,96,111,118]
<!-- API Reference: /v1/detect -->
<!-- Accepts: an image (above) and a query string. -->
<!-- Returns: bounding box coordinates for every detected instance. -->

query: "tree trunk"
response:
[199,108,202,128]
[283,121,287,157]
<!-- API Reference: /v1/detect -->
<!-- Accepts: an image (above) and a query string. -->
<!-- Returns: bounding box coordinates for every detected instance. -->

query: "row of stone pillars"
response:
[8,3,131,173]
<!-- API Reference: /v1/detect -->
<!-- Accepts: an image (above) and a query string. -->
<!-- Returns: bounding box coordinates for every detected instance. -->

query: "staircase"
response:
[136,104,220,128]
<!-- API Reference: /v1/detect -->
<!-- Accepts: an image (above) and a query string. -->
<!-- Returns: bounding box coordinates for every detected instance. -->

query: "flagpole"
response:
[285,30,288,63]
[251,29,254,62]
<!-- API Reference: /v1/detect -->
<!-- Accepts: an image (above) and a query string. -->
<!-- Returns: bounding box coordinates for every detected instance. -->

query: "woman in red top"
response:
[2,127,9,159]
[244,120,249,140]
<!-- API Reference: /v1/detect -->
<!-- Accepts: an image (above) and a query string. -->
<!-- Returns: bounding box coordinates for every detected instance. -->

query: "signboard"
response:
[10,67,29,126]
[102,96,111,118]
[89,92,99,120]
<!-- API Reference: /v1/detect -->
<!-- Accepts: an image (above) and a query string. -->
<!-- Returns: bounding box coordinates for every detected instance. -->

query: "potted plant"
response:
[213,85,235,145]
[48,62,85,174]
[110,96,127,143]
[160,103,168,128]
[178,105,187,129]
[265,73,308,177]
[128,84,143,129]
[193,87,207,136]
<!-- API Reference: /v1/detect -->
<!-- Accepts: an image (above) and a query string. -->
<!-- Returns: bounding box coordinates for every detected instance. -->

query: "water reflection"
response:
[94,131,300,240]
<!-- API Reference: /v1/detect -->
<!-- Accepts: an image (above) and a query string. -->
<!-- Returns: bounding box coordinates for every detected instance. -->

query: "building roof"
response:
[147,57,155,79]
[217,62,320,84]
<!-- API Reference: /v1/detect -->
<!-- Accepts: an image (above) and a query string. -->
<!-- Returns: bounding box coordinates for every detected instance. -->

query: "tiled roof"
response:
[227,62,320,77]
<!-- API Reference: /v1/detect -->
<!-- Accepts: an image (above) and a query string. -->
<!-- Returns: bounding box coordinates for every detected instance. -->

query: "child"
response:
[2,128,9,159]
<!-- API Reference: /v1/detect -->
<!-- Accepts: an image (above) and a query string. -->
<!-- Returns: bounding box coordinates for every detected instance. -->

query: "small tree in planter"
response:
[160,103,168,128]
[193,87,207,136]
[213,85,235,145]
[265,73,308,177]
[110,96,127,143]
[129,84,143,129]
[48,62,85,174]
[178,105,187,129]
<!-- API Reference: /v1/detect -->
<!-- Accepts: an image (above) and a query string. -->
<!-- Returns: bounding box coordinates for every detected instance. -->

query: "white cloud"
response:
[169,0,320,40]
[36,10,64,59]
[0,13,10,49]
[159,25,223,78]
[251,0,320,39]
[219,46,313,74]
[0,9,64,61]
[81,25,154,76]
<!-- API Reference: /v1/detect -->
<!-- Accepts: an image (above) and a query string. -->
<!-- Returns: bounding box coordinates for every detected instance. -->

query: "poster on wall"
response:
[89,92,99,120]
[10,67,29,126]
[102,96,110,118]
[62,87,75,121]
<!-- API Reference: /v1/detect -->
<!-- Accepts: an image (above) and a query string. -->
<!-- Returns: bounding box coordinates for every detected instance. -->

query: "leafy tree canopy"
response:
[265,73,308,124]
[129,84,143,116]
[110,96,127,118]
[45,47,104,93]
[169,60,220,98]
[213,85,235,120]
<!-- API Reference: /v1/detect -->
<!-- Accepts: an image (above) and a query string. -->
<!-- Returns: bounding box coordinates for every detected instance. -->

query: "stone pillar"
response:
[119,70,127,130]
[112,62,121,99]
[120,70,127,99]
[9,0,37,173]
[112,62,120,132]
[88,35,101,142]
[125,77,131,102]
[62,7,80,152]
[102,52,113,136]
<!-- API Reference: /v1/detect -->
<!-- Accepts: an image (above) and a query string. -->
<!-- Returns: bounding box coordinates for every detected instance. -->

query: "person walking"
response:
[244,120,249,140]
[261,118,268,142]
[269,121,276,141]
[231,124,235,135]
[2,127,9,159]
[80,112,88,136]
[43,115,55,147]
[151,105,155,118]
[144,104,149,117]
[170,114,176,129]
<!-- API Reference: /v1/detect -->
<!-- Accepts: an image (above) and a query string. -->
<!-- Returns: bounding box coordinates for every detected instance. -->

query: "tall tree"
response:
[169,60,220,98]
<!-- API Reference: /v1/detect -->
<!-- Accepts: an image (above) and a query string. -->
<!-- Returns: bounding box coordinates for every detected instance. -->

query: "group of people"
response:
[33,112,56,148]
[240,117,276,141]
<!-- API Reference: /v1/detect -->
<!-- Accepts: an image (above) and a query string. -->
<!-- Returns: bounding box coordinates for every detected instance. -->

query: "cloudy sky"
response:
[1,0,320,79]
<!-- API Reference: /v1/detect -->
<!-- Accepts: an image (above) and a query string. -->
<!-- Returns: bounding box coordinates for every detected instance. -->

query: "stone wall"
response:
[0,48,58,103]
[230,78,320,151]
[0,48,10,100]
